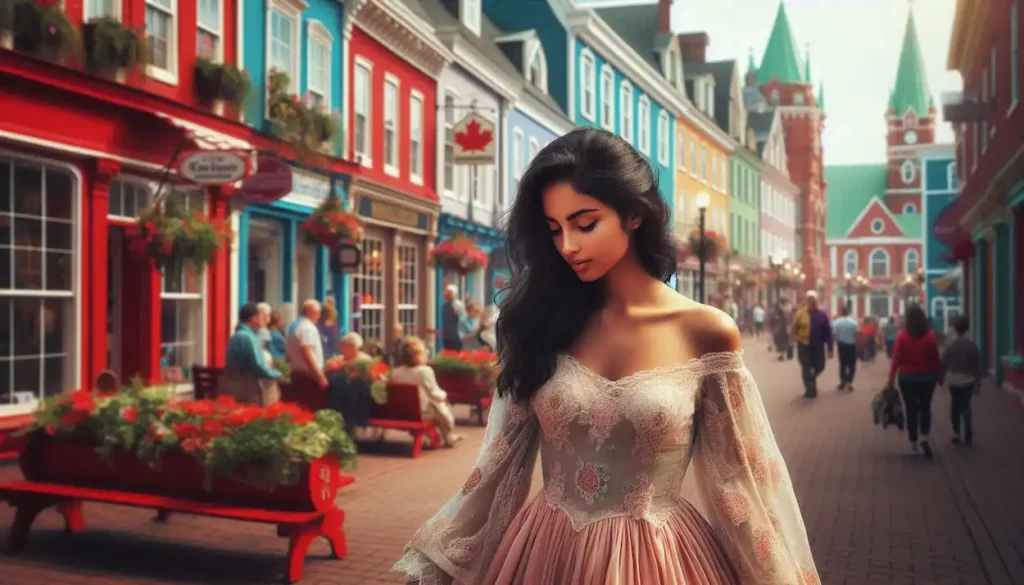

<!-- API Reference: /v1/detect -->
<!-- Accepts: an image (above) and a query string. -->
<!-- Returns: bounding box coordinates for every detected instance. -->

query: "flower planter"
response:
[19,437,341,513]
[432,370,494,426]
[82,20,142,80]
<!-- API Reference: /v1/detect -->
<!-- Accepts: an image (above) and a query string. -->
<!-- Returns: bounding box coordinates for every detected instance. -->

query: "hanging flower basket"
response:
[892,276,921,298]
[128,196,233,272]
[688,229,722,263]
[301,195,364,248]
[2,0,77,61]
[82,17,145,79]
[736,269,758,289]
[430,234,488,275]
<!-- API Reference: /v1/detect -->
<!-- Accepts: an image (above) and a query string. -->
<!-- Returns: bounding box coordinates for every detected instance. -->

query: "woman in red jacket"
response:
[887,304,942,458]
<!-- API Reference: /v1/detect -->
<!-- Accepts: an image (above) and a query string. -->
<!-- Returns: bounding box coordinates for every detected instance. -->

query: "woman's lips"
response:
[571,260,591,273]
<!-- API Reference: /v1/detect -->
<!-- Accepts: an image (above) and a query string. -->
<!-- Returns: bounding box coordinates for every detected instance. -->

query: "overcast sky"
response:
[663,0,962,165]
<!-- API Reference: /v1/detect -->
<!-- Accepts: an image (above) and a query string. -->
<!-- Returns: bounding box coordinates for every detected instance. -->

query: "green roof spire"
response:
[804,44,812,83]
[755,1,806,86]
[818,80,825,110]
[889,8,934,116]
[747,47,758,75]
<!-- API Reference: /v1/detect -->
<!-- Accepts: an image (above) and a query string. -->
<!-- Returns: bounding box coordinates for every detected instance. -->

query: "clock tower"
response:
[885,8,935,215]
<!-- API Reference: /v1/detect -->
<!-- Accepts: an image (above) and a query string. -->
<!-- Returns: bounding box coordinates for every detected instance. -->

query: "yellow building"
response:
[674,103,736,301]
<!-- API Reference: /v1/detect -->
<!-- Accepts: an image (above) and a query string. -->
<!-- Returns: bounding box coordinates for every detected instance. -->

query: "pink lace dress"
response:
[393,350,821,585]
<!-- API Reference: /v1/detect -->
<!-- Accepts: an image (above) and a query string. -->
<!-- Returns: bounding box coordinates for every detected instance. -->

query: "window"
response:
[86,0,119,20]
[871,219,884,234]
[107,180,151,219]
[161,191,206,385]
[704,84,715,118]
[461,0,481,36]
[620,82,634,142]
[383,75,399,176]
[409,92,424,184]
[353,60,372,163]
[580,50,596,121]
[677,129,687,171]
[268,1,300,91]
[689,139,696,175]
[900,160,916,184]
[1013,2,1020,106]
[512,129,524,195]
[305,22,332,110]
[196,0,222,60]
[869,249,889,277]
[145,0,177,82]
[352,237,385,344]
[700,145,707,182]
[666,50,678,86]
[904,249,919,274]
[397,242,419,337]
[869,292,891,318]
[600,66,614,130]
[793,93,805,105]
[0,157,77,408]
[902,203,917,214]
[527,43,547,92]
[843,250,858,275]
[710,153,718,189]
[528,138,540,162]
[442,92,457,193]
[657,111,670,167]
[638,97,651,154]
[770,89,780,104]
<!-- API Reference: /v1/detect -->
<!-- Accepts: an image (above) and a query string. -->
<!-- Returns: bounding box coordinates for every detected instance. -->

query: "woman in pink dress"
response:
[394,128,820,585]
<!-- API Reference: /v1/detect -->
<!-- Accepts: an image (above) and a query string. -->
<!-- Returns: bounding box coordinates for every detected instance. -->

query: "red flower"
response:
[44,424,57,435]
[121,407,139,424]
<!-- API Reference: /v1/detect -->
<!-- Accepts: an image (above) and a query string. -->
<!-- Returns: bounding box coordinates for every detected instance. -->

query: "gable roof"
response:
[703,60,736,133]
[747,110,776,156]
[824,164,887,239]
[593,4,674,72]
[895,213,923,239]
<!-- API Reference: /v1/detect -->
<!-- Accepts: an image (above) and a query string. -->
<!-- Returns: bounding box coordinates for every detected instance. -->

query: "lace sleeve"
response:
[692,351,821,585]
[393,393,541,585]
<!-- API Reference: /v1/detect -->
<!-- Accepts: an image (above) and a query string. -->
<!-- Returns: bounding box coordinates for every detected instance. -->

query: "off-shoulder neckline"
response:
[559,349,745,385]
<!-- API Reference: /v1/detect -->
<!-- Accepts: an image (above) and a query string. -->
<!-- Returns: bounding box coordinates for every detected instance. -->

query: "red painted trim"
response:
[88,160,122,388]
[207,191,231,368]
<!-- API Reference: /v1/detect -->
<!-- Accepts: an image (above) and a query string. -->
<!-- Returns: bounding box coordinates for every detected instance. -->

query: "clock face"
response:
[904,130,918,145]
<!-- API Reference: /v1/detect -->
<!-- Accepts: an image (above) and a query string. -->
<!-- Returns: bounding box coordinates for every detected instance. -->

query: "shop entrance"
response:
[247,218,284,309]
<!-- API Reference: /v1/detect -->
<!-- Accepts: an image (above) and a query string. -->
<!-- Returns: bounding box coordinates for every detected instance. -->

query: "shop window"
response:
[160,191,207,384]
[397,241,419,338]
[409,92,424,185]
[107,180,152,220]
[354,59,372,164]
[869,292,891,318]
[145,0,178,83]
[869,248,889,277]
[268,0,301,91]
[353,236,385,344]
[0,157,77,408]
[196,0,222,60]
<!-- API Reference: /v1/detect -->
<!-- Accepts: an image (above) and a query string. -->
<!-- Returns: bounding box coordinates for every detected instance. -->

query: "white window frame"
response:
[657,111,670,167]
[869,248,890,277]
[579,49,596,121]
[528,137,540,162]
[85,0,121,21]
[306,20,333,110]
[512,128,524,194]
[353,57,373,166]
[265,0,306,95]
[904,249,919,274]
[843,250,858,275]
[689,139,696,177]
[1012,1,1020,112]
[700,145,707,183]
[947,161,958,190]
[196,0,224,62]
[396,240,420,337]
[620,81,634,143]
[637,96,651,155]
[871,219,884,234]
[442,90,457,196]
[527,41,548,93]
[383,73,400,178]
[900,160,916,184]
[145,0,179,85]
[409,90,424,186]
[902,203,917,214]
[677,128,687,171]
[599,65,614,130]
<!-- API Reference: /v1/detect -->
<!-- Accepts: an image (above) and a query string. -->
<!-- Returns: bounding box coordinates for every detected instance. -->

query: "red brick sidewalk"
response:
[0,339,1021,585]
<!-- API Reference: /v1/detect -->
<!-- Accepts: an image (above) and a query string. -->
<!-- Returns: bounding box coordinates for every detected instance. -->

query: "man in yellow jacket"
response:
[791,291,834,397]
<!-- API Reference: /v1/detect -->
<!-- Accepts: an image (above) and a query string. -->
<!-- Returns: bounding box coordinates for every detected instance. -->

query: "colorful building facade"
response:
[920,151,960,331]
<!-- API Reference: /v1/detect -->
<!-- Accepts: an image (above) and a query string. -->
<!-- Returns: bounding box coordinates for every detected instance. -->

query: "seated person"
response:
[339,332,372,364]
[389,336,463,447]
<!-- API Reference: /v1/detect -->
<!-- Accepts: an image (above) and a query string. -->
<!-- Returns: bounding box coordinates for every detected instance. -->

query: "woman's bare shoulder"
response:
[669,294,742,356]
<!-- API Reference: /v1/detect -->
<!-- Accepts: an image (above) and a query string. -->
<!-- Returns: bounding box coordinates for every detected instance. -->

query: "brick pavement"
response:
[0,338,1022,585]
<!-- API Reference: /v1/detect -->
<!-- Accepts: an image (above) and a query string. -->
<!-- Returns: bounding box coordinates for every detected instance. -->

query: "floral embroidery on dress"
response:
[798,566,822,585]
[484,432,511,472]
[713,489,751,526]
[535,391,574,453]
[585,399,618,450]
[769,457,784,486]
[632,408,670,462]
[752,526,779,566]
[622,473,654,519]
[461,467,483,496]
[727,386,744,414]
[444,535,480,567]
[574,459,609,505]
[544,462,565,507]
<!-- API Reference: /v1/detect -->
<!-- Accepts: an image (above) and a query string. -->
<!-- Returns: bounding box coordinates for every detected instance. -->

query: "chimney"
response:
[658,0,673,34]
[677,32,710,63]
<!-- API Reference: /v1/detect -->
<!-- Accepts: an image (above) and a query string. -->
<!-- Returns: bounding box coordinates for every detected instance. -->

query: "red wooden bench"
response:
[0,480,347,583]
[368,382,442,458]
[433,370,494,426]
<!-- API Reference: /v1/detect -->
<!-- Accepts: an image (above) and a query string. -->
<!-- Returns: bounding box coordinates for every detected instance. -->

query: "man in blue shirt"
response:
[832,304,860,391]
[226,303,281,380]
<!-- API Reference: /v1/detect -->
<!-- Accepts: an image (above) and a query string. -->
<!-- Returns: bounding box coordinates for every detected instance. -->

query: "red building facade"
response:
[344,0,451,347]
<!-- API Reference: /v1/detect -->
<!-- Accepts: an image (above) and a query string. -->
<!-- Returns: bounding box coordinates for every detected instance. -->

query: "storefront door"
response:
[247,218,284,308]
[352,234,386,344]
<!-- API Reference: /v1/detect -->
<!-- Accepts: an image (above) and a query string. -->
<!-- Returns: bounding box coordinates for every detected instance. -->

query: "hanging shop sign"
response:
[176,150,253,185]
[238,155,293,204]
[452,113,497,165]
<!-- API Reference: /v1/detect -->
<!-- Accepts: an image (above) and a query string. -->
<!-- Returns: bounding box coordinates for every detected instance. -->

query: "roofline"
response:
[433,27,523,102]
[347,0,455,78]
[843,195,908,238]
[946,0,982,71]
[512,92,575,136]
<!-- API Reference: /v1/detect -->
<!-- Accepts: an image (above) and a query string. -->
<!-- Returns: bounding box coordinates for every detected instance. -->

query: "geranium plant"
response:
[301,194,363,248]
[325,357,390,404]
[688,229,722,263]
[129,195,233,272]
[432,349,499,386]
[430,234,489,275]
[20,383,357,491]
[267,68,339,153]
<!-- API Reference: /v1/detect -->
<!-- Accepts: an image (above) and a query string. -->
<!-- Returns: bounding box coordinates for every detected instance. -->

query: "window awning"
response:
[155,112,255,151]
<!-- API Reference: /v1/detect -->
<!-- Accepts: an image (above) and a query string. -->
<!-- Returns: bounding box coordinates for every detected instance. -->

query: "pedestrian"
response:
[220,303,281,406]
[393,128,820,585]
[286,299,328,389]
[771,298,792,360]
[791,290,833,397]
[267,310,288,360]
[887,304,941,458]
[319,299,341,359]
[752,302,765,338]
[859,316,877,362]
[832,304,859,391]
[440,284,466,351]
[939,315,984,445]
[884,316,900,358]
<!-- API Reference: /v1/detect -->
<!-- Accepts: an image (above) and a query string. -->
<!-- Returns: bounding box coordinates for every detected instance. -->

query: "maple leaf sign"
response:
[454,119,494,152]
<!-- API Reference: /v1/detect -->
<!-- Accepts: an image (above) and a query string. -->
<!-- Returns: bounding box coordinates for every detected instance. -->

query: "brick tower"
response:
[748,1,828,298]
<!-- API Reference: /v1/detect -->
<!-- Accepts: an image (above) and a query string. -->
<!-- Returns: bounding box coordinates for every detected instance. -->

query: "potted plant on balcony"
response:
[688,229,722,263]
[129,195,233,273]
[2,0,76,61]
[267,68,339,155]
[301,194,364,249]
[429,234,489,275]
[194,57,251,115]
[82,16,145,81]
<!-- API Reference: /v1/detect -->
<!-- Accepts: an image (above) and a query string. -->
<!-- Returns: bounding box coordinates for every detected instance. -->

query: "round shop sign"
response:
[177,150,250,185]
[238,155,293,204]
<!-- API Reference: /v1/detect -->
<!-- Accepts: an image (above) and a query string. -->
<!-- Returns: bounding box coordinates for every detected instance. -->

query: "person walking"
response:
[884,316,900,358]
[286,299,328,389]
[752,302,765,338]
[940,316,984,445]
[832,304,859,391]
[221,303,282,405]
[440,284,466,351]
[887,304,941,457]
[791,290,833,398]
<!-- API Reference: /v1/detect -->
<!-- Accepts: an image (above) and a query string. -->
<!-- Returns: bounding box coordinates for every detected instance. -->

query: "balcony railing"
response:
[942,91,990,124]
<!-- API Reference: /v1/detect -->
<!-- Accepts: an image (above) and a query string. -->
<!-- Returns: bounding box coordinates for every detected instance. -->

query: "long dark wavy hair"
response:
[495,128,676,403]
[904,304,931,338]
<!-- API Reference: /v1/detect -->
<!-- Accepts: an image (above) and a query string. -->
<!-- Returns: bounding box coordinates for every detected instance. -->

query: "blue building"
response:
[921,148,961,332]
[234,0,352,326]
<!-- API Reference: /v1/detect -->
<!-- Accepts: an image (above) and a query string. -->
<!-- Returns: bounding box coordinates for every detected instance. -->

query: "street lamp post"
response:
[695,192,710,304]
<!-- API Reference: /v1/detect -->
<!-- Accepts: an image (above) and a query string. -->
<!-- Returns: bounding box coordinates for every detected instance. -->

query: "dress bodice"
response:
[532,355,703,530]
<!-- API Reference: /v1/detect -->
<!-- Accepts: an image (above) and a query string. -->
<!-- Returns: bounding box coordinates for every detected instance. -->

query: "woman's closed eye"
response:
[578,221,598,232]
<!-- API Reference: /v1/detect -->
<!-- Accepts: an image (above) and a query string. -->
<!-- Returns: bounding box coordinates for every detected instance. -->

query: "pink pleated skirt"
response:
[481,494,741,585]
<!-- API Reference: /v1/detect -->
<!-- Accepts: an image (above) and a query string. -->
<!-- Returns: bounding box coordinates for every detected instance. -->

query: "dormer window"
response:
[704,83,715,118]
[526,41,548,93]
[667,51,677,85]
[461,0,481,36]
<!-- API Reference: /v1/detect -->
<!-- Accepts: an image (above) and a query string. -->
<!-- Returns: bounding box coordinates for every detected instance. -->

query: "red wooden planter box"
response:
[432,370,494,426]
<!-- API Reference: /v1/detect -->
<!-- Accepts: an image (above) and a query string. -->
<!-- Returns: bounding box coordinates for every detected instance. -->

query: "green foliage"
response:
[194,58,251,109]
[83,17,145,74]
[267,68,340,156]
[274,358,291,384]
[131,195,233,273]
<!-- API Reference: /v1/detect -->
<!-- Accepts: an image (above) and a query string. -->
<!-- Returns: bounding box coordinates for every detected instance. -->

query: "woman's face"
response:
[541,182,630,283]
